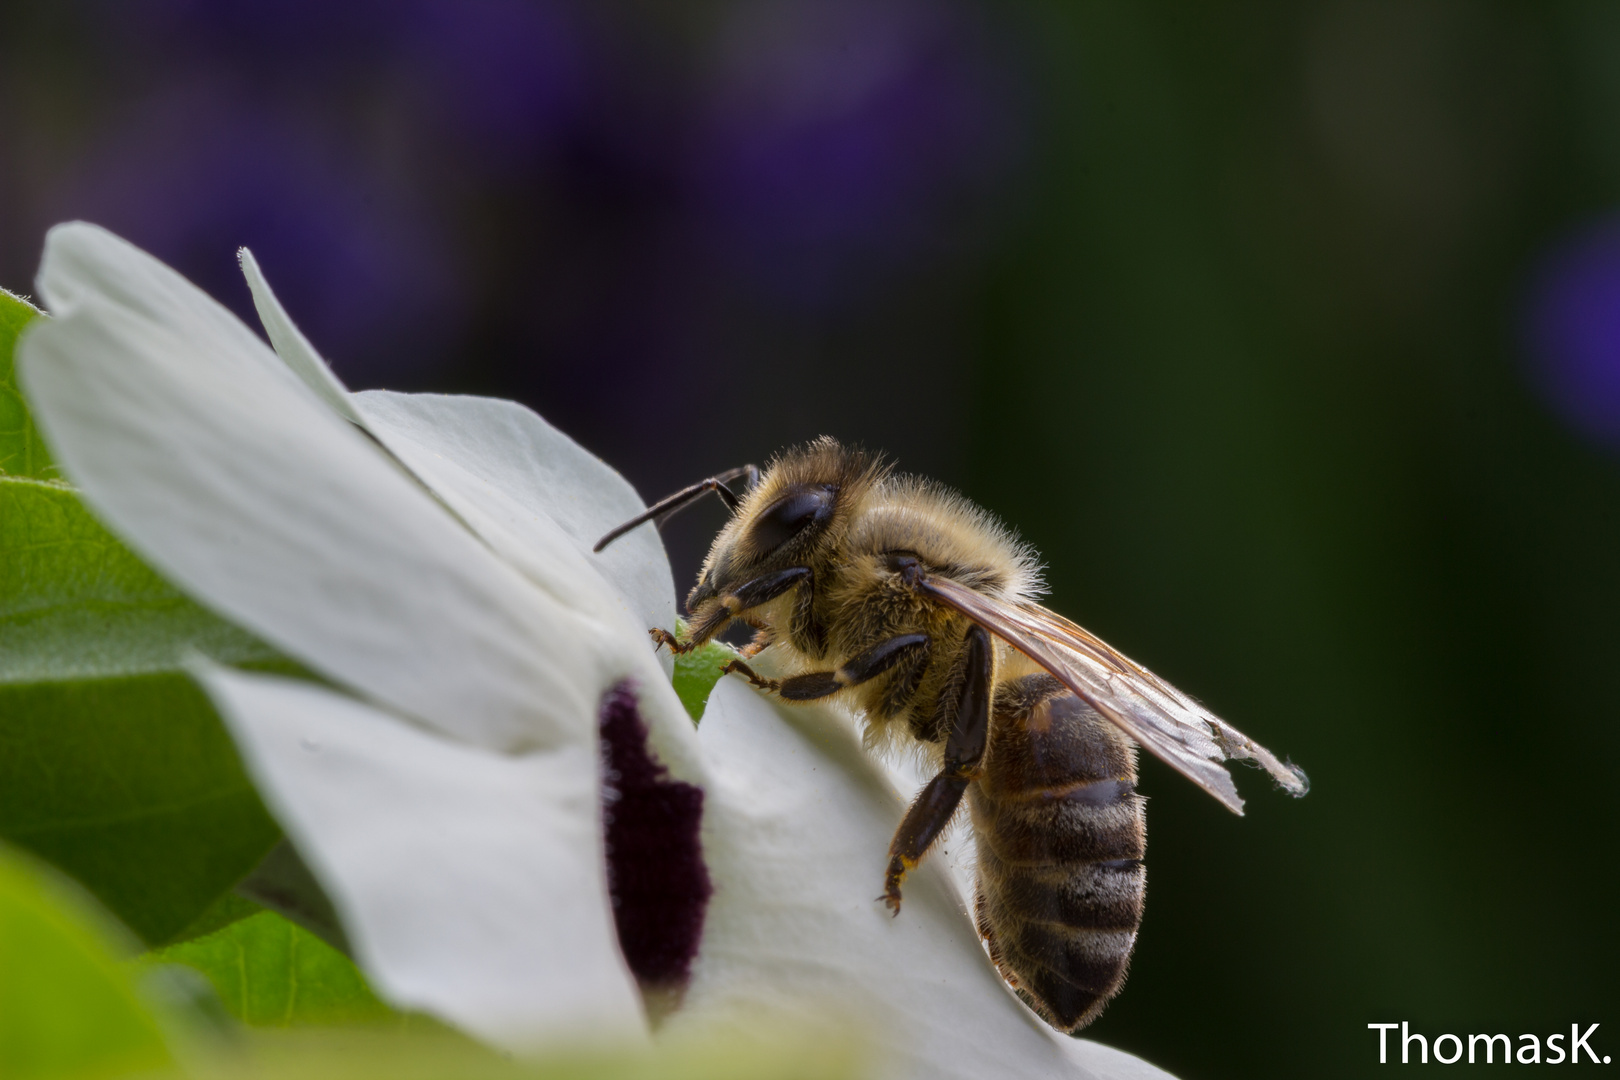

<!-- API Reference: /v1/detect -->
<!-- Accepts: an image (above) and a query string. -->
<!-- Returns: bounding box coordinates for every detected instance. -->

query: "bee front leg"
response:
[686,566,814,649]
[882,623,992,915]
[649,627,700,654]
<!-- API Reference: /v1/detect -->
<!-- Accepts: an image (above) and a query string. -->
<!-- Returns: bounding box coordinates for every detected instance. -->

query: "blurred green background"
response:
[2,2,1617,1076]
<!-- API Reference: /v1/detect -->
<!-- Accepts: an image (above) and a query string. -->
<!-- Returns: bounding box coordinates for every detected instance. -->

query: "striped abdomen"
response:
[969,674,1146,1032]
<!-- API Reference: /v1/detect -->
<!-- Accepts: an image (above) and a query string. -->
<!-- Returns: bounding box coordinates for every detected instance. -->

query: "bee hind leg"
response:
[882,624,991,915]
[883,771,972,914]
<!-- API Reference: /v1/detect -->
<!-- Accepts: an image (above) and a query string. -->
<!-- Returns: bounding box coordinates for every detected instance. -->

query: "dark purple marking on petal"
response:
[598,680,711,994]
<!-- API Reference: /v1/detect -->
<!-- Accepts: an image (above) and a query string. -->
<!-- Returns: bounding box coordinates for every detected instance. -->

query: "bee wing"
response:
[916,575,1307,815]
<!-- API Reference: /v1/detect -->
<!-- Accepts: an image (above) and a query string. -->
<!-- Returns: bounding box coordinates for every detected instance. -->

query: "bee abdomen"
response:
[973,850,1145,1031]
[970,676,1146,1032]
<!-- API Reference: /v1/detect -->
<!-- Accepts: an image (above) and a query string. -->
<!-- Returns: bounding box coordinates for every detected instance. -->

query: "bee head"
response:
[686,438,885,617]
[687,482,837,609]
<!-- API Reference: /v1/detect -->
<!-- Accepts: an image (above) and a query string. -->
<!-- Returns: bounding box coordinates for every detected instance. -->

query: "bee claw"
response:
[882,863,906,916]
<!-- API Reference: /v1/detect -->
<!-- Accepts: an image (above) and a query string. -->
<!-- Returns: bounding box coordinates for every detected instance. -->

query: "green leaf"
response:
[213,1029,866,1080]
[234,840,349,952]
[147,1023,865,1080]
[0,842,176,1080]
[0,288,54,480]
[0,475,286,944]
[0,673,284,946]
[150,911,403,1027]
[670,626,737,724]
[0,475,276,683]
[169,891,265,945]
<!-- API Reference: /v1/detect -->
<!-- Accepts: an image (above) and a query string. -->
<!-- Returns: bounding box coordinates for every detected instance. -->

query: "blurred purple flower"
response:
[93,0,591,169]
[401,0,589,168]
[688,0,1026,311]
[1523,216,1620,448]
[94,0,402,74]
[58,84,462,387]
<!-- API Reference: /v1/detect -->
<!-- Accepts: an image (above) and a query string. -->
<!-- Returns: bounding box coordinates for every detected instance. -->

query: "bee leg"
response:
[737,622,774,657]
[738,633,932,703]
[883,772,972,914]
[686,565,814,647]
[720,659,780,693]
[882,624,992,915]
[649,627,699,654]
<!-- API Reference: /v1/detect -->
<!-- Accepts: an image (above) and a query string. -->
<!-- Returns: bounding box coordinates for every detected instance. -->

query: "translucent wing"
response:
[916,575,1307,814]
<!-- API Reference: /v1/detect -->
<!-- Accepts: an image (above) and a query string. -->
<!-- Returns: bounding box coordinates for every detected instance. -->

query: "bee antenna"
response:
[593,464,759,553]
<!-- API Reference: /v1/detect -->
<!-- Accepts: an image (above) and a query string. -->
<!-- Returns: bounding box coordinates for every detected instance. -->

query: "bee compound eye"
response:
[750,485,834,555]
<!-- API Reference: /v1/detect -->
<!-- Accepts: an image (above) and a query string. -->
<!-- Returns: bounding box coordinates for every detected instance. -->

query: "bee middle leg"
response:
[882,623,992,915]
[722,632,930,700]
[681,566,815,649]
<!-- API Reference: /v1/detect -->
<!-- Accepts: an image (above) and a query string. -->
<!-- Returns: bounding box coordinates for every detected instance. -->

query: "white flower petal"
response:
[34,221,298,394]
[19,222,645,755]
[237,247,692,767]
[679,677,1176,1080]
[190,662,644,1048]
[346,391,698,778]
[238,246,671,643]
[237,247,365,427]
[352,391,680,681]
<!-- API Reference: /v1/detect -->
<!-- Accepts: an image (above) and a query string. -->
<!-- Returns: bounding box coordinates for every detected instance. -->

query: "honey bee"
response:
[595,438,1307,1032]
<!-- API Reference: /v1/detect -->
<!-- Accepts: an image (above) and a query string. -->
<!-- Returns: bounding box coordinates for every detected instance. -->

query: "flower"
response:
[689,0,1025,310]
[18,223,1174,1079]
[1522,214,1620,451]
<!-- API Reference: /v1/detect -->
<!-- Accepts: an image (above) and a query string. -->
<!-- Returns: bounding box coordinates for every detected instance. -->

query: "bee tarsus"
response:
[720,659,780,693]
[648,627,698,654]
[881,857,912,916]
